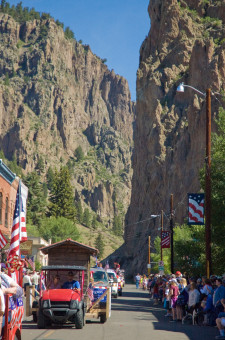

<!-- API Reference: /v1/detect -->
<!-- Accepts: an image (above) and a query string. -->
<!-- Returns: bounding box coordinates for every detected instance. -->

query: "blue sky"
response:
[8,0,150,101]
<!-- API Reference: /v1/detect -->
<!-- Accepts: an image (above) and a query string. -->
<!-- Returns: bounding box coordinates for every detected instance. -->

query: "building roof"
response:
[0,159,16,184]
[40,238,98,255]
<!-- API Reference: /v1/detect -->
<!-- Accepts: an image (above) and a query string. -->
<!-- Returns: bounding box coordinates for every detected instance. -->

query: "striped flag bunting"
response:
[8,183,27,258]
[161,231,170,248]
[188,193,205,225]
[0,230,7,250]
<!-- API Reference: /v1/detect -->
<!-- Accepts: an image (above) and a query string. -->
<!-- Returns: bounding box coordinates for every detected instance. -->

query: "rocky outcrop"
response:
[0,13,135,223]
[123,0,225,274]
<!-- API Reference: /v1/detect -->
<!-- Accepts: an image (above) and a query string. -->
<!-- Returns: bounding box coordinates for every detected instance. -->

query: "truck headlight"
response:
[42,300,50,309]
[70,299,78,309]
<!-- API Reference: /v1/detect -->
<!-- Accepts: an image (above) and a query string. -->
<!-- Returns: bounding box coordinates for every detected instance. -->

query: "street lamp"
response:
[177,82,212,278]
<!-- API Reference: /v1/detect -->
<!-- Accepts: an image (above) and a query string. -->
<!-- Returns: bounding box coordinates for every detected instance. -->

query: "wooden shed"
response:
[40,238,98,292]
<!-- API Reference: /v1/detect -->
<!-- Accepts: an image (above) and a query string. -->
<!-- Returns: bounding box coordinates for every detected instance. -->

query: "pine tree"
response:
[95,233,104,259]
[46,166,54,190]
[91,215,97,229]
[36,156,44,175]
[48,166,77,221]
[75,200,83,223]
[23,171,46,227]
[83,208,91,227]
[74,146,84,162]
[112,215,122,236]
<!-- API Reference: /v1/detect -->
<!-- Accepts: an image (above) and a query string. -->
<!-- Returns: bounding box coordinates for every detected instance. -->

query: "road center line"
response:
[42,330,56,338]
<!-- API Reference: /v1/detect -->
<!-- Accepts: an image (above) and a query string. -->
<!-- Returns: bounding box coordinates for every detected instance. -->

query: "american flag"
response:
[0,230,7,250]
[161,231,170,248]
[87,283,94,301]
[188,193,204,225]
[27,257,35,271]
[8,183,27,258]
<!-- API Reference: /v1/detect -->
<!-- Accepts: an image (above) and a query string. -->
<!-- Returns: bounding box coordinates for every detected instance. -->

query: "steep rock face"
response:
[124,0,225,273]
[0,14,135,223]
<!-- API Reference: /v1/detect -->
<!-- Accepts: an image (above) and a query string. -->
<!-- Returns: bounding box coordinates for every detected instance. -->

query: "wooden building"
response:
[40,238,98,291]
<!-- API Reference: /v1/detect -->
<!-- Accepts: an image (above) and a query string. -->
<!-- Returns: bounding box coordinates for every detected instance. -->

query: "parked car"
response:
[106,269,119,298]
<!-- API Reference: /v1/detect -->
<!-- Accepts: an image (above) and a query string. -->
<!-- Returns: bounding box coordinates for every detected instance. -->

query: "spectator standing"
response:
[32,270,39,296]
[188,282,200,314]
[135,273,141,289]
[169,279,179,322]
[23,271,32,296]
[176,278,188,321]
[214,278,225,316]
[200,277,213,296]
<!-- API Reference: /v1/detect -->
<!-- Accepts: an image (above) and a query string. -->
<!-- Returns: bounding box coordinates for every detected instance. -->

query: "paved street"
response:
[22,284,218,340]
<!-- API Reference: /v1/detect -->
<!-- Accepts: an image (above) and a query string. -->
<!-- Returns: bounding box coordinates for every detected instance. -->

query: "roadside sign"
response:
[158,261,164,267]
[147,264,151,269]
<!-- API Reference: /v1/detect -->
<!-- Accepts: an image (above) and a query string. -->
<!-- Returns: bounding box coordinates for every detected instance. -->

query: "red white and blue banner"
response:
[8,181,28,258]
[188,193,205,225]
[161,231,170,248]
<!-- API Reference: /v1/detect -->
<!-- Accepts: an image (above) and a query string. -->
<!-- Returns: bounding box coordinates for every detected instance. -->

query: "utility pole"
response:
[205,88,212,278]
[161,210,163,261]
[170,194,174,274]
[148,236,151,275]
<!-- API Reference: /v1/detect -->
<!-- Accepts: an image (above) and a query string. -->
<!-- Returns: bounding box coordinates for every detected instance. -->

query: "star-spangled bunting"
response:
[8,184,27,258]
[188,193,205,225]
[0,230,7,250]
[161,231,170,248]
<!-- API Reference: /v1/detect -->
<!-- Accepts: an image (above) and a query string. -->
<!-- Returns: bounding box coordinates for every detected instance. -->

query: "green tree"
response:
[39,216,80,243]
[74,146,84,162]
[95,233,104,259]
[151,224,205,276]
[112,215,123,236]
[23,171,46,227]
[46,166,54,190]
[64,26,74,39]
[199,107,225,273]
[48,166,76,220]
[75,200,83,223]
[4,72,9,86]
[91,215,97,229]
[83,208,91,227]
[35,156,44,175]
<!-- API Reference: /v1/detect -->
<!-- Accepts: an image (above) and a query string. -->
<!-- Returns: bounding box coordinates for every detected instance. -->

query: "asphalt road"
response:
[22,284,218,340]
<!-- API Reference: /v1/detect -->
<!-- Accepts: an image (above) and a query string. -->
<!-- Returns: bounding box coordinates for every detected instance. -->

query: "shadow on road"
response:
[113,286,218,340]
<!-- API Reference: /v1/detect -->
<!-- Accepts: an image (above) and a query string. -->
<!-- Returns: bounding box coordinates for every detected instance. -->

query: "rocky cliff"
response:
[0,12,135,225]
[123,0,225,273]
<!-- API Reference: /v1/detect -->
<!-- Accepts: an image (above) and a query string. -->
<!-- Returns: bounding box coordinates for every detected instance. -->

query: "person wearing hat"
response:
[62,271,80,290]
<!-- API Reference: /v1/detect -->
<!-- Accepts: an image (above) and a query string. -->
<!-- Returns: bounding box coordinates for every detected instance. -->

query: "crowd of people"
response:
[135,271,225,339]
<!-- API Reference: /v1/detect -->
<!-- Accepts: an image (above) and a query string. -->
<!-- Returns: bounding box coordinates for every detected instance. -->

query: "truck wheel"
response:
[100,314,107,323]
[37,309,46,329]
[75,309,84,329]
[33,313,37,323]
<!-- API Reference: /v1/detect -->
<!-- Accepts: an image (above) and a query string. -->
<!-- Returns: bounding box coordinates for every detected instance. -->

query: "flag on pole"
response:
[0,230,7,250]
[27,257,35,271]
[8,182,27,258]
[188,193,205,225]
[161,231,170,248]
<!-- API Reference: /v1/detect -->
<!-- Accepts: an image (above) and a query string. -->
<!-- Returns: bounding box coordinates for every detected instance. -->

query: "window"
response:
[5,197,8,227]
[0,193,2,224]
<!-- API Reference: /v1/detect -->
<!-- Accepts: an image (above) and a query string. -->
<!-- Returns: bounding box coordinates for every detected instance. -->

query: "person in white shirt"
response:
[188,282,200,314]
[23,271,32,296]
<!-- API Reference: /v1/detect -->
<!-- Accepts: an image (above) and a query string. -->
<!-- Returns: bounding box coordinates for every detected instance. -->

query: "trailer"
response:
[29,238,111,326]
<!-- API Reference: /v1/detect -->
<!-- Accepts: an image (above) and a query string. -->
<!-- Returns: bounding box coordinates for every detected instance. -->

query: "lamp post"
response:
[177,83,212,278]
